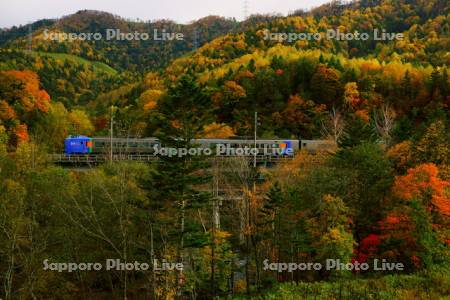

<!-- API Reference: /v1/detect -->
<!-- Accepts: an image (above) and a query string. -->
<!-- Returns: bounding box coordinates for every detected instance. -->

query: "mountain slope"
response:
[0,10,240,72]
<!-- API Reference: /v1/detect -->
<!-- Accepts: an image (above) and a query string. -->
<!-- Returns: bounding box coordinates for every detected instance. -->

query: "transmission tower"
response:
[243,0,249,20]
[28,23,32,51]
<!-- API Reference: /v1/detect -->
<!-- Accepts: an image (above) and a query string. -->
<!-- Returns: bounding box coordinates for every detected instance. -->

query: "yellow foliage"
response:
[13,142,47,172]
[141,72,165,91]
[261,150,329,191]
[0,125,7,155]
[140,89,163,111]
[68,109,94,135]
[329,228,341,240]
[387,141,413,170]
[202,123,235,138]
[343,82,361,110]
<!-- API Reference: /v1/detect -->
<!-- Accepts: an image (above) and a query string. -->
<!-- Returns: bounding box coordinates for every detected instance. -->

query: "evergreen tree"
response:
[146,74,216,297]
[339,116,377,148]
[413,120,449,165]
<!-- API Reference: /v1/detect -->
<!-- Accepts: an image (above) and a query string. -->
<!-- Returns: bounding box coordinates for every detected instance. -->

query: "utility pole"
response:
[28,23,32,51]
[253,111,257,168]
[110,105,114,162]
[244,0,249,20]
[193,27,199,50]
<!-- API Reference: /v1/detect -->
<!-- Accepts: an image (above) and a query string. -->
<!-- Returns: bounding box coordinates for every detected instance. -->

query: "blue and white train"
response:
[64,136,336,155]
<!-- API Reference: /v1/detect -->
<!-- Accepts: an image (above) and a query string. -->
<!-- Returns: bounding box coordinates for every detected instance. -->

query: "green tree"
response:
[313,195,354,276]
[413,120,449,165]
[146,74,218,297]
[332,143,394,240]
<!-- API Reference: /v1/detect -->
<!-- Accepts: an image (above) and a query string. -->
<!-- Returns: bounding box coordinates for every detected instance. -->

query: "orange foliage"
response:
[394,163,450,216]
[235,70,254,80]
[15,124,29,144]
[378,212,412,232]
[224,80,246,98]
[3,70,50,113]
[140,89,162,111]
[0,101,16,120]
[170,120,182,129]
[281,94,326,125]
[354,109,370,123]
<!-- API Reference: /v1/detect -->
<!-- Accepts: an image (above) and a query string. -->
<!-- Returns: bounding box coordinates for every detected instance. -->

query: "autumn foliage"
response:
[394,163,450,216]
[202,122,235,138]
[2,70,50,113]
[0,70,51,145]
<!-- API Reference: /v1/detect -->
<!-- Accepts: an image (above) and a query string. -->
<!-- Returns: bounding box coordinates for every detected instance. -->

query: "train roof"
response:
[90,137,297,142]
[91,137,159,141]
[66,135,91,140]
[194,138,297,143]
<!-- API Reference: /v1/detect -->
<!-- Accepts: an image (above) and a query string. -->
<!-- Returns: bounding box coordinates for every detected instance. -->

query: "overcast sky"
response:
[0,0,330,28]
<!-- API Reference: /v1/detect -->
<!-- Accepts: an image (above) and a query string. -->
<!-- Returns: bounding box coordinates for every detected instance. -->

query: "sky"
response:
[0,0,330,28]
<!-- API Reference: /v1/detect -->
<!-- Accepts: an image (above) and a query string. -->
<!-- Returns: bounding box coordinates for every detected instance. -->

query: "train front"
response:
[64,136,93,155]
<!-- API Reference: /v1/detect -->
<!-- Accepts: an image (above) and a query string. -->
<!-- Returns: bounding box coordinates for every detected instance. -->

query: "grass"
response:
[230,265,450,300]
[28,50,118,75]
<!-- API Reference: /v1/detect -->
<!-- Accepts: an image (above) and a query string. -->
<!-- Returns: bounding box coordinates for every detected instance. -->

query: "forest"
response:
[0,0,449,299]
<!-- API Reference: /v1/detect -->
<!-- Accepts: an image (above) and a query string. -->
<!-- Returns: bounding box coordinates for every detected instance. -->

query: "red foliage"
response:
[94,117,108,131]
[354,234,382,263]
[411,255,421,268]
[378,213,411,231]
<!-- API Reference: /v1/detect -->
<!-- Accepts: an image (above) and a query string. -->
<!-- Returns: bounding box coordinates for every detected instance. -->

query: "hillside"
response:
[127,0,449,140]
[0,0,448,148]
[0,10,240,72]
[0,48,129,109]
[31,51,118,75]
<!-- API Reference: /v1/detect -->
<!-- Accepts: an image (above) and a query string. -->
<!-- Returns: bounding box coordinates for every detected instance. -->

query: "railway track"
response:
[50,153,295,165]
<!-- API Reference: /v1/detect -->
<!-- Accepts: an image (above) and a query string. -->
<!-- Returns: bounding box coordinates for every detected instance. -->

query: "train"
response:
[64,136,336,156]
